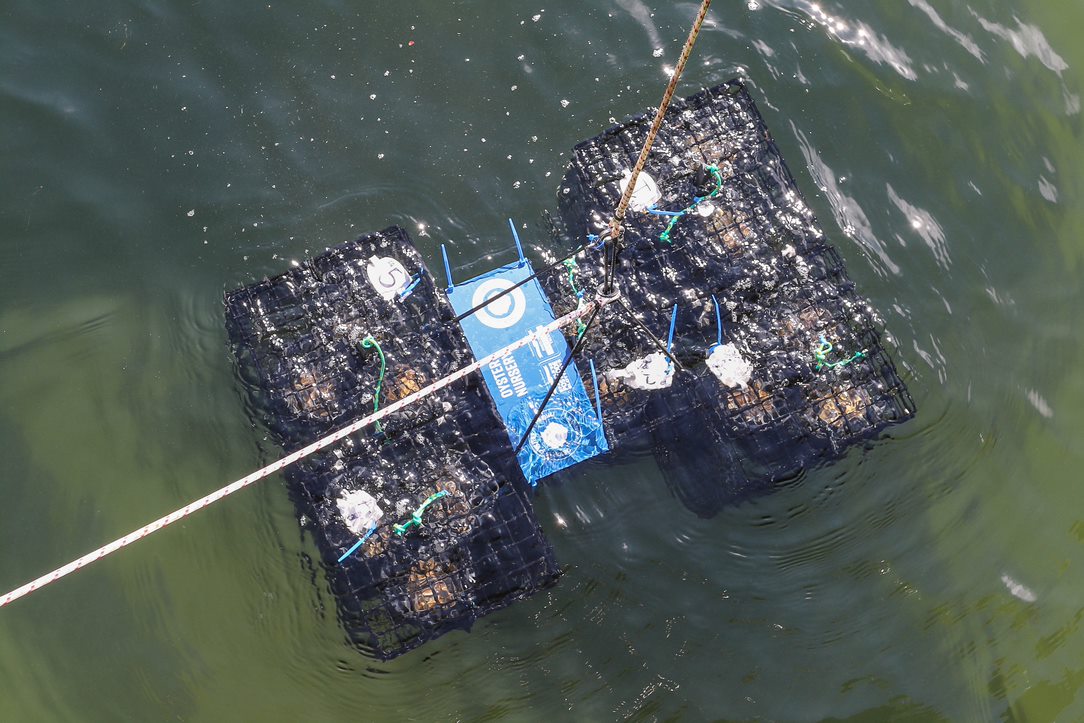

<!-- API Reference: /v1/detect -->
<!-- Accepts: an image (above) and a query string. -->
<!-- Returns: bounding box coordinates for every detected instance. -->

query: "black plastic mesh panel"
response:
[225,226,559,659]
[544,80,914,514]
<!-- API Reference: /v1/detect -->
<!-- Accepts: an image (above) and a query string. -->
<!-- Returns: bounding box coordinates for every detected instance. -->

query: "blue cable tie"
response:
[337,525,377,564]
[441,244,454,292]
[587,233,604,250]
[645,205,684,218]
[666,304,678,372]
[589,359,604,425]
[398,272,423,300]
[712,294,723,348]
[508,218,526,265]
[666,304,678,354]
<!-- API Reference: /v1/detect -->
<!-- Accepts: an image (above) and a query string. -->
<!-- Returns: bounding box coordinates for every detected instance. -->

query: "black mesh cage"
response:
[544,80,914,515]
[225,226,559,659]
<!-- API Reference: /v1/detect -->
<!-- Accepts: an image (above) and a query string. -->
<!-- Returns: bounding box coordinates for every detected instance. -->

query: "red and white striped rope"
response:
[0,301,599,609]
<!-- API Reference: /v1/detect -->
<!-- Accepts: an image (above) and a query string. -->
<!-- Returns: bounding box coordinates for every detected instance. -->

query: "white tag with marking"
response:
[366,256,410,301]
[607,352,674,390]
[337,489,383,536]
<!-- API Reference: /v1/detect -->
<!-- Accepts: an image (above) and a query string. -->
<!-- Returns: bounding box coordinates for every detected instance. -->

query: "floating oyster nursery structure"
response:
[225,227,561,659]
[546,79,914,516]
[224,80,913,658]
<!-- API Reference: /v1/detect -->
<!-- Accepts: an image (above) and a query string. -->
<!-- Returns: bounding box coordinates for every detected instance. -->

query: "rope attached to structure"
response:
[609,0,714,240]
[0,1,720,613]
[0,301,602,610]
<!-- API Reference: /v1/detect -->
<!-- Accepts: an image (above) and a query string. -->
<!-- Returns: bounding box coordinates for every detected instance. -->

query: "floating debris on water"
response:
[1001,573,1037,602]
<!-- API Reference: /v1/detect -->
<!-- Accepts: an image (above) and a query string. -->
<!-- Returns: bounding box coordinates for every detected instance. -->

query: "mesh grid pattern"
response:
[545,80,914,514]
[225,226,559,659]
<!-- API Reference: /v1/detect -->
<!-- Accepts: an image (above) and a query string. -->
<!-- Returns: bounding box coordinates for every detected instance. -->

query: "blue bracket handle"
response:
[508,218,526,266]
[441,244,454,292]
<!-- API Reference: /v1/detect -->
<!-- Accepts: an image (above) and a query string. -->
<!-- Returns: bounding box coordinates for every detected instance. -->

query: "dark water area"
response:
[2,1,1083,720]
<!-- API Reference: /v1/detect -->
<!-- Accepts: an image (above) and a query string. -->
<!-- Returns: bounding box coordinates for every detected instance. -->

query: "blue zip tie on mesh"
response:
[589,359,604,425]
[508,218,526,265]
[399,271,423,300]
[666,304,678,353]
[645,205,685,218]
[665,304,678,372]
[711,294,723,350]
[441,244,454,292]
[337,525,377,564]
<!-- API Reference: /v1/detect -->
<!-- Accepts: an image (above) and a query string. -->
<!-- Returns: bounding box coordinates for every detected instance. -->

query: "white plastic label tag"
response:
[619,169,661,211]
[706,343,753,388]
[337,489,384,536]
[607,352,674,390]
[366,256,410,301]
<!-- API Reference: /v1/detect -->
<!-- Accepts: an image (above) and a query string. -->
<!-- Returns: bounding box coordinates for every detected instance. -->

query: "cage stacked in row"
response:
[547,80,914,514]
[225,226,559,659]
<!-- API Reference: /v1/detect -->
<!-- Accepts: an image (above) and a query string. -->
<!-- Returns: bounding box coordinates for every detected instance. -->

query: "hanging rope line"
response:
[0,301,601,610]
[609,0,714,240]
[649,164,724,243]
[813,334,866,371]
[1,1,717,614]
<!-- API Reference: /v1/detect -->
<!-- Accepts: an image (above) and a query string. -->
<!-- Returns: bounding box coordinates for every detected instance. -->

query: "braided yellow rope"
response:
[610,0,714,238]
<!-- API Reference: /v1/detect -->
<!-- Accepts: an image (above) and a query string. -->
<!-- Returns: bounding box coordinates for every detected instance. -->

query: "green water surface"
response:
[2,1,1083,720]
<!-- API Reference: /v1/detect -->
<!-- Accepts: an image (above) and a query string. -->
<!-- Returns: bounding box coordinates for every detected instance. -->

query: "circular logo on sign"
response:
[471,278,526,329]
[525,404,583,462]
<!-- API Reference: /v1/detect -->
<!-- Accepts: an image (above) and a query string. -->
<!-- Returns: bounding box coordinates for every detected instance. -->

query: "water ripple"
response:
[791,123,901,277]
[971,11,1068,75]
[767,0,918,81]
[908,0,985,62]
[886,184,951,270]
[3,0,1083,718]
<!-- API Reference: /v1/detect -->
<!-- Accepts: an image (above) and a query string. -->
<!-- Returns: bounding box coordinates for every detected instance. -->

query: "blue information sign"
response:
[447,259,608,484]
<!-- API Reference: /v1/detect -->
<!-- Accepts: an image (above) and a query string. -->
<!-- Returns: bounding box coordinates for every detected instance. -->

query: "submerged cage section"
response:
[547,79,914,512]
[225,226,559,659]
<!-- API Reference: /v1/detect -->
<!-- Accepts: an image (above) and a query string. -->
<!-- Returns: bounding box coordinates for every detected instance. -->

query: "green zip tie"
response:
[563,258,581,296]
[393,490,451,535]
[360,335,386,433]
[813,335,866,371]
[656,164,725,244]
[563,258,588,337]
